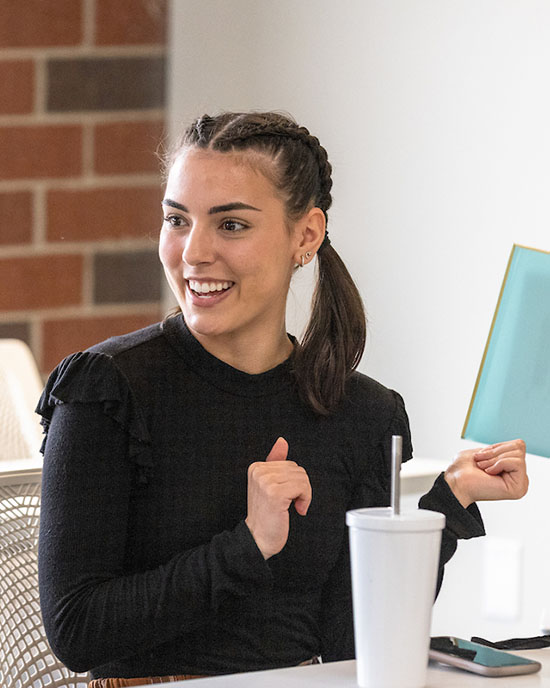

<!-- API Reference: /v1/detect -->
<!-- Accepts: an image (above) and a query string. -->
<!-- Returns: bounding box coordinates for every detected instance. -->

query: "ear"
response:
[292,207,326,267]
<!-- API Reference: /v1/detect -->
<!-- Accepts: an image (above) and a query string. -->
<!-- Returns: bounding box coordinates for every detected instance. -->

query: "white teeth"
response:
[189,280,233,294]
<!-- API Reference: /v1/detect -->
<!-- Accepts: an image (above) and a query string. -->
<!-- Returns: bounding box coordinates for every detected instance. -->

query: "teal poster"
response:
[463,245,550,458]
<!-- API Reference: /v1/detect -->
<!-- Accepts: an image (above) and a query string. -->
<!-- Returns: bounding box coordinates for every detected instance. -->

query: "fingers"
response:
[474,440,525,464]
[260,474,311,514]
[250,463,311,513]
[248,447,312,516]
[246,440,312,558]
[266,436,289,462]
[474,440,526,478]
[476,452,522,469]
[474,439,526,459]
[481,457,525,475]
[262,437,310,511]
[293,477,312,515]
[448,438,528,506]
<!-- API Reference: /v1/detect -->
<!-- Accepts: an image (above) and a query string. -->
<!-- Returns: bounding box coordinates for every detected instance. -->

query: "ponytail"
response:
[294,244,366,415]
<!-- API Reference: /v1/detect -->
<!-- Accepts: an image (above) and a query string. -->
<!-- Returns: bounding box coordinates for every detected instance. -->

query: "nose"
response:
[182,224,215,266]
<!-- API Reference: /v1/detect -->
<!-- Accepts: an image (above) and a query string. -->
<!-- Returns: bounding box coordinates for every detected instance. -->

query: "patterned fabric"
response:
[88,657,320,687]
[89,676,207,687]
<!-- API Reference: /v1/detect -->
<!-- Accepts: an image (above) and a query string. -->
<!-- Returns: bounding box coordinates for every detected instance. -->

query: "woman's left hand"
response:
[444,439,529,508]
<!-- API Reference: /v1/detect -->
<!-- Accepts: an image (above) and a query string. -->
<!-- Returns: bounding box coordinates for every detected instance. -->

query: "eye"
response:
[163,214,186,228]
[221,219,247,233]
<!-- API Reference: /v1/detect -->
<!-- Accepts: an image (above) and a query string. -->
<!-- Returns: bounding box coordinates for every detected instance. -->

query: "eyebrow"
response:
[162,199,262,214]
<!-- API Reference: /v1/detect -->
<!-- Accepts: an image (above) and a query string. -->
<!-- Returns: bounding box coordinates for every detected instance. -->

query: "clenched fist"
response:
[445,439,529,508]
[245,437,312,559]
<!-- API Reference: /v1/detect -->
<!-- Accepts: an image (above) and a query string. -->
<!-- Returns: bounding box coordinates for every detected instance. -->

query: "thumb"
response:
[266,436,288,462]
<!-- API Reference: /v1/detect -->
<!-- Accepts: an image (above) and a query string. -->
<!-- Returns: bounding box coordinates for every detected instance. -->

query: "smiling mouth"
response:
[187,280,235,297]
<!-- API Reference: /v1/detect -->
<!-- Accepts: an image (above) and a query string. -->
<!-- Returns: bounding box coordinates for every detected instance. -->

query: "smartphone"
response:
[429,636,542,677]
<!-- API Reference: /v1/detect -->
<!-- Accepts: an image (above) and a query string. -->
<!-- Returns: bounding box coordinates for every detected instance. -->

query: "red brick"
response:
[95,0,166,45]
[0,61,34,114]
[0,126,82,180]
[0,191,33,245]
[0,0,82,48]
[47,186,162,241]
[42,310,162,372]
[0,255,83,311]
[95,120,165,175]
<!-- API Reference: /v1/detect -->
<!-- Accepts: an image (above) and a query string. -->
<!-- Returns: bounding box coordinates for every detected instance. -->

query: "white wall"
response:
[168,0,550,639]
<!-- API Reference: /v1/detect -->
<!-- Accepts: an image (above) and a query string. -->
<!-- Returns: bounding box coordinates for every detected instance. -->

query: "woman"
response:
[37,111,528,686]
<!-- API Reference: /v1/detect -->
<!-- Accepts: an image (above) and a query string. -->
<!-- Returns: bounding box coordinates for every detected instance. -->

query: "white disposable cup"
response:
[346,507,445,688]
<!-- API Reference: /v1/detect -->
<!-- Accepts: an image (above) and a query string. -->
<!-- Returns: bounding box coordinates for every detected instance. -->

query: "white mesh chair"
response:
[0,339,44,462]
[0,339,90,686]
[0,465,90,688]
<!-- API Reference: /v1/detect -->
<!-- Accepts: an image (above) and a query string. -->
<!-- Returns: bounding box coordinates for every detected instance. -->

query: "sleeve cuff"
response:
[207,520,274,613]
[419,472,485,539]
[232,520,274,584]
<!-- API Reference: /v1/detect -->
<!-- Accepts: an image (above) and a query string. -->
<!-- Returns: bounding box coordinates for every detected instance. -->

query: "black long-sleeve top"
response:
[36,314,485,679]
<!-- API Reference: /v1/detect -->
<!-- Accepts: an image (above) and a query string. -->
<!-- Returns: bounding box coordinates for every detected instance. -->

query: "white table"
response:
[158,650,550,687]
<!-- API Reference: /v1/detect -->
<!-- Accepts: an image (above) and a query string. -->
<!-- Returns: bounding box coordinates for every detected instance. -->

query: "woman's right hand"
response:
[245,437,312,560]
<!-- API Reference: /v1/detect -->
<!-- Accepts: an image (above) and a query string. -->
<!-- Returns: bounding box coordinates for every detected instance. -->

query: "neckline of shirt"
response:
[161,314,297,398]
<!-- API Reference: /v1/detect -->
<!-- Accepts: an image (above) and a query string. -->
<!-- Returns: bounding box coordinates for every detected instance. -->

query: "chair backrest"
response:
[0,340,44,462]
[0,465,89,688]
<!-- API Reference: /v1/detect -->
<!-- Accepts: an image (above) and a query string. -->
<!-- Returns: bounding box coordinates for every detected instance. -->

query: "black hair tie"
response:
[319,230,331,252]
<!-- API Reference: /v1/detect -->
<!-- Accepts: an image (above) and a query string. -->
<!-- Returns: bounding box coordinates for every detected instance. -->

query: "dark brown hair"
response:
[163,111,366,414]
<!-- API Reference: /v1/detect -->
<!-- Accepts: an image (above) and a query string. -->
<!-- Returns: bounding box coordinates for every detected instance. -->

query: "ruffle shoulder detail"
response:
[36,351,153,481]
[381,390,414,467]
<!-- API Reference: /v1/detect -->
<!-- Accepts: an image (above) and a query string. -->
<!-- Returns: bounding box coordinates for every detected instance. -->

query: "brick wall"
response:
[0,0,167,376]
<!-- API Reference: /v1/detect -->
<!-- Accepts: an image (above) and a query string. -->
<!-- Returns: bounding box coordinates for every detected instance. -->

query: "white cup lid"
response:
[346,507,445,532]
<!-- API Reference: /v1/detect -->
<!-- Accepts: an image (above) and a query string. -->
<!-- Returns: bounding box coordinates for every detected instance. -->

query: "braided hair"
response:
[164,111,366,415]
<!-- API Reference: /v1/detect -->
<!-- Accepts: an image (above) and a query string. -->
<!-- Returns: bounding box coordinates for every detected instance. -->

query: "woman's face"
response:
[159,148,299,346]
